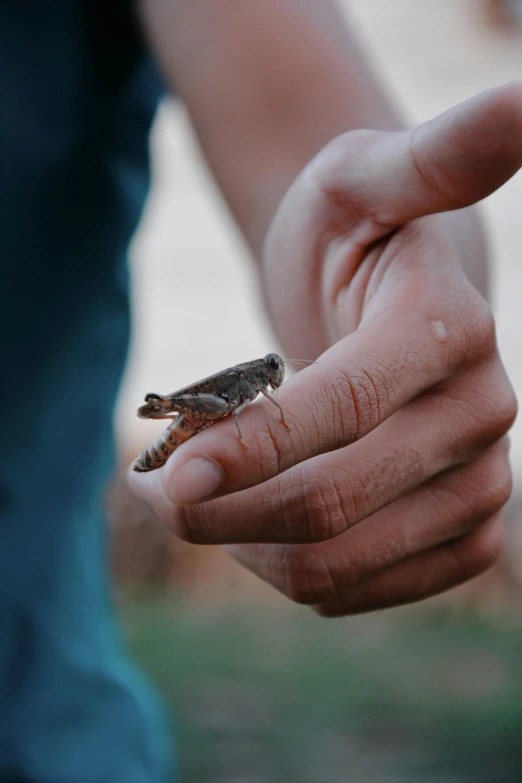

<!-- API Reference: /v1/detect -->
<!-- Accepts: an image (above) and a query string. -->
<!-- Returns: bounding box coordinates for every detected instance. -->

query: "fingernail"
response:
[168,457,224,505]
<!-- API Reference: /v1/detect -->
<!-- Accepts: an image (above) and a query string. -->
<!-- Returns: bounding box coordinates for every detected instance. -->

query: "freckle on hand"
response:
[431,319,448,343]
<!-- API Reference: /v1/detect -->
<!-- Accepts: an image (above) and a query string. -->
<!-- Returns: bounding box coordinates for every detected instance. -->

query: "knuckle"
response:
[324,362,391,442]
[291,445,430,544]
[306,130,400,237]
[165,506,198,543]
[282,551,341,605]
[308,129,377,188]
[495,384,519,437]
[409,127,469,209]
[165,505,211,545]
[458,450,513,524]
[459,293,498,363]
[446,363,517,461]
[484,387,519,445]
[300,472,350,542]
[458,378,517,452]
[459,518,505,578]
[250,418,290,481]
[431,284,496,371]
[483,457,514,516]
[435,448,512,537]
[285,570,324,605]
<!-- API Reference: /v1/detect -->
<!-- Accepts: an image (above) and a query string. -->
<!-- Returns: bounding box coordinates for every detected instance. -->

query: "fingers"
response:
[129,293,500,509]
[128,357,515,544]
[312,82,522,232]
[225,441,510,609]
[314,515,504,616]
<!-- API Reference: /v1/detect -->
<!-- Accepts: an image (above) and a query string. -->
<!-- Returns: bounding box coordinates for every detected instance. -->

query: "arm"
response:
[141,0,488,302]
[140,0,401,257]
[133,2,522,614]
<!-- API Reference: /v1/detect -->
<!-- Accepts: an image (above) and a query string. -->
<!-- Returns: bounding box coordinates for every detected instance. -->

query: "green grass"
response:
[122,593,522,783]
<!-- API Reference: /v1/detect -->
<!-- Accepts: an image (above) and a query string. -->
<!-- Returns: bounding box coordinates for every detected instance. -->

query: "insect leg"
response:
[137,401,179,420]
[168,394,232,419]
[262,390,292,433]
[232,401,257,448]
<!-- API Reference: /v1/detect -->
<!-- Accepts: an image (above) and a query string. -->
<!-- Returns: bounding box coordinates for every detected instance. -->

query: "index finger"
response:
[129,283,484,507]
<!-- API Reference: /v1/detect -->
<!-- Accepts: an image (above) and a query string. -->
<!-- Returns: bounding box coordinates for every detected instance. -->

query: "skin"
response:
[130,0,522,615]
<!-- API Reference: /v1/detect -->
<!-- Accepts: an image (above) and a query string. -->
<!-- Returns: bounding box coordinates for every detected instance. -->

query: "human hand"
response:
[129,84,521,615]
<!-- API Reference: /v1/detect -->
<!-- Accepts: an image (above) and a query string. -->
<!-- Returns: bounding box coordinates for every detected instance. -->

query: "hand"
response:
[128,83,521,615]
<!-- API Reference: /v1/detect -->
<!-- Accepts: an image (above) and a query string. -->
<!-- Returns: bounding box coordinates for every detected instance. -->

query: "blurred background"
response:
[110,2,522,781]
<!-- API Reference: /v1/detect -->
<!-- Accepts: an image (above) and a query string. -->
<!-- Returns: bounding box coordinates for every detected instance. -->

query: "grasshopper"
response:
[134,353,290,473]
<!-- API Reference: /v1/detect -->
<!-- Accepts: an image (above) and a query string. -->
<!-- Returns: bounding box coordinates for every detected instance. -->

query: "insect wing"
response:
[165,366,241,398]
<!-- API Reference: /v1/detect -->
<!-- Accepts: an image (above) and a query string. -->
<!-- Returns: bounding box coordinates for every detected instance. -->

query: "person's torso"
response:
[0,3,171,781]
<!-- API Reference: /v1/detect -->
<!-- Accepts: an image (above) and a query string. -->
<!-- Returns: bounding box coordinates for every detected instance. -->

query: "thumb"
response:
[318,82,522,227]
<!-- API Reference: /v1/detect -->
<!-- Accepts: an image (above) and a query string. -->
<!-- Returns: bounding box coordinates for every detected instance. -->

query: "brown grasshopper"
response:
[134,353,290,473]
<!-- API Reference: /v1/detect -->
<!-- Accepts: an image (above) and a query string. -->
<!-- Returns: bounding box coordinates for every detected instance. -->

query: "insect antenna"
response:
[283,358,317,367]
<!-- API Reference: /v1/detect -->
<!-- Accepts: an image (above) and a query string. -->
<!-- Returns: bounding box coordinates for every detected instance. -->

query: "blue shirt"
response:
[0,2,172,780]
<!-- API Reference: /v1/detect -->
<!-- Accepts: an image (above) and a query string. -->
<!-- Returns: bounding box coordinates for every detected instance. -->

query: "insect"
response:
[133,353,291,473]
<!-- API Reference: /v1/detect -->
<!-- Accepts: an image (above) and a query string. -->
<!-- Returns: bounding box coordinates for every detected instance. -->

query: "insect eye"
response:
[268,355,279,370]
